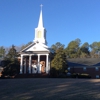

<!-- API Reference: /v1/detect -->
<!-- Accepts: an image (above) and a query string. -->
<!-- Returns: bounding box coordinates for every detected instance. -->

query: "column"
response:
[20,55,23,74]
[24,57,26,74]
[48,57,50,74]
[38,54,40,73]
[46,54,49,74]
[29,55,32,74]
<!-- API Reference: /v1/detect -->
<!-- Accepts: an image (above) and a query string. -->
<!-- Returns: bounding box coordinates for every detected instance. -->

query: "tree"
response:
[80,42,90,58]
[0,46,5,58]
[51,47,67,77]
[6,45,18,60]
[2,45,20,77]
[90,42,100,58]
[51,42,65,53]
[65,38,81,58]
[2,60,20,77]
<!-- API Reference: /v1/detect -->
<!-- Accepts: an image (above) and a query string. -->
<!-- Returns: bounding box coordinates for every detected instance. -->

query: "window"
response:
[37,31,42,38]
[83,67,86,71]
[68,67,70,71]
[96,75,99,79]
[95,67,99,71]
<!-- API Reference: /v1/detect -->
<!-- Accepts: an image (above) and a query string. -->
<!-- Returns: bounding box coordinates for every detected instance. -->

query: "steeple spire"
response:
[34,4,47,45]
[38,4,44,28]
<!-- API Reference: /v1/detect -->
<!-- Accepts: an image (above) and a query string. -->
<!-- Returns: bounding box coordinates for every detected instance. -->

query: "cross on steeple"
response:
[40,4,43,10]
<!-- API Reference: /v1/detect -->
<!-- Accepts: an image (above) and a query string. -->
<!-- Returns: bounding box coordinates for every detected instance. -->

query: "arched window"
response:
[37,31,42,38]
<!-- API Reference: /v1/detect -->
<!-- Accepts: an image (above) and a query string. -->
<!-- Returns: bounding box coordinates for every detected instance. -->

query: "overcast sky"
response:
[0,0,100,48]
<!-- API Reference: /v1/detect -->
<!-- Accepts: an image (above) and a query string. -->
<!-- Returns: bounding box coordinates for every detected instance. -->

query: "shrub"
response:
[78,73,91,78]
[71,73,91,78]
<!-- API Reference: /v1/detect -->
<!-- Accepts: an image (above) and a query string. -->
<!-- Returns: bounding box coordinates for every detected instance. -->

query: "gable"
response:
[21,42,49,52]
[26,43,49,51]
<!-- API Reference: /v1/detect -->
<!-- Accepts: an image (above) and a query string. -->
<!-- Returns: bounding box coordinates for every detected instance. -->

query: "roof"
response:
[20,42,53,54]
[67,58,100,67]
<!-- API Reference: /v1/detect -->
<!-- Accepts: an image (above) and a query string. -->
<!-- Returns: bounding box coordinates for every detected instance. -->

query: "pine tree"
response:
[0,46,5,58]
[51,47,67,76]
[2,45,20,77]
[6,45,18,60]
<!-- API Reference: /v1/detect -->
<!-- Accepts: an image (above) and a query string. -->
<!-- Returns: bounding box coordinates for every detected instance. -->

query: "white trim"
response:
[46,54,49,74]
[21,54,49,56]
[20,42,34,52]
[38,54,40,73]
[29,55,32,74]
[24,58,26,74]
[20,55,23,74]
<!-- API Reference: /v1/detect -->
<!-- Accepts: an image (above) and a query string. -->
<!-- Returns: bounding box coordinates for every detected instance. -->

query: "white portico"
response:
[19,5,50,74]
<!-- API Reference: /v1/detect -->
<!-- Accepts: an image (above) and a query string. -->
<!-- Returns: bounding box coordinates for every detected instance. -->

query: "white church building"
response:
[19,6,51,75]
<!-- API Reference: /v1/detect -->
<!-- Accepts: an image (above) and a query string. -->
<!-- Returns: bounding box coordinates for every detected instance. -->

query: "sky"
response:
[0,0,100,48]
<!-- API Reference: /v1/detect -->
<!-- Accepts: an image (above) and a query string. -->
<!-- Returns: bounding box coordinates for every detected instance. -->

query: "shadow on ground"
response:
[0,78,100,100]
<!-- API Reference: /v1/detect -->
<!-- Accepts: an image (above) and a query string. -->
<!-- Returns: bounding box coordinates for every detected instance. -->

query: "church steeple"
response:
[34,4,47,45]
[38,4,44,28]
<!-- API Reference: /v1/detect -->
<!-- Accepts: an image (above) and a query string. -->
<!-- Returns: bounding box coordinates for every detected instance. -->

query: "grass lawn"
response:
[0,78,100,100]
